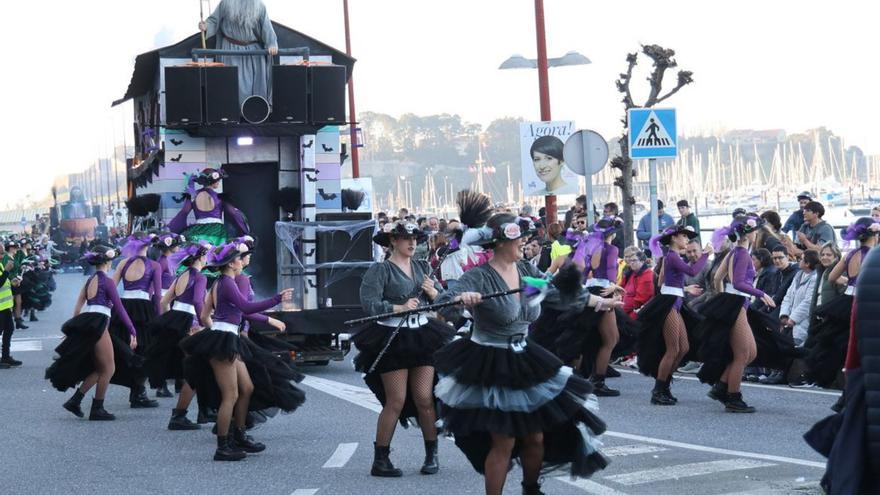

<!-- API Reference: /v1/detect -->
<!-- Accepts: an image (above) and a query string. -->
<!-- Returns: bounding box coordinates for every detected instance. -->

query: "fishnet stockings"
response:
[657,309,689,381]
[375,367,438,445]
[721,309,757,393]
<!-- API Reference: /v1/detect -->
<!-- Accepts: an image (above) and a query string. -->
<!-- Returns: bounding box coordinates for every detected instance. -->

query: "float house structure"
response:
[112,21,370,364]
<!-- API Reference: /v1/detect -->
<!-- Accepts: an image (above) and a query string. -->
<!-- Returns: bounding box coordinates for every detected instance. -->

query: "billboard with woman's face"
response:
[520,121,578,197]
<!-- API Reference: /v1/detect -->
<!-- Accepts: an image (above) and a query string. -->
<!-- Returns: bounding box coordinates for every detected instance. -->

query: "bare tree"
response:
[612,44,693,246]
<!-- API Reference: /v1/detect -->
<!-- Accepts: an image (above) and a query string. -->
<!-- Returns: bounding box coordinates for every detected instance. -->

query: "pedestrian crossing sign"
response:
[628,108,678,159]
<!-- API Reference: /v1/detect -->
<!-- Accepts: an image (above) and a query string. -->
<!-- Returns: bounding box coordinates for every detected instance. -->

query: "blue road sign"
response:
[628,108,677,159]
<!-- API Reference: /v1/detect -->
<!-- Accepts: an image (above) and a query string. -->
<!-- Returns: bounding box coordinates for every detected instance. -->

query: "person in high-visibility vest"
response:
[1,241,26,331]
[0,255,20,368]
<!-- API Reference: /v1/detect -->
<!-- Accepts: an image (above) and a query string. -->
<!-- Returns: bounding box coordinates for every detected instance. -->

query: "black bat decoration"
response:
[169,154,183,162]
[303,140,314,148]
[170,139,183,146]
[318,189,338,201]
[321,144,334,152]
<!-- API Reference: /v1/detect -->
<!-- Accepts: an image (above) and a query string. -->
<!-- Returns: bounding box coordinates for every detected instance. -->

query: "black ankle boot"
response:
[650,380,676,406]
[174,379,183,394]
[665,378,678,402]
[88,399,116,421]
[522,481,546,495]
[591,375,620,397]
[29,310,38,322]
[14,318,28,330]
[156,383,173,398]
[371,443,403,477]
[168,409,201,430]
[214,435,246,461]
[420,439,439,474]
[232,426,266,453]
[707,381,729,403]
[724,392,756,413]
[63,390,85,418]
[130,389,159,408]
[1,355,22,367]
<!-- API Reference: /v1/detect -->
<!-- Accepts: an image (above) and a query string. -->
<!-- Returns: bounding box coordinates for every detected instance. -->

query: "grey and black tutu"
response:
[804,295,852,388]
[352,319,454,424]
[143,309,194,387]
[636,295,703,378]
[433,336,608,478]
[696,293,798,385]
[45,312,143,391]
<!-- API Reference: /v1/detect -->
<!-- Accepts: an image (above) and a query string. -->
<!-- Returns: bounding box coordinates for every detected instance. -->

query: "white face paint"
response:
[224,0,263,28]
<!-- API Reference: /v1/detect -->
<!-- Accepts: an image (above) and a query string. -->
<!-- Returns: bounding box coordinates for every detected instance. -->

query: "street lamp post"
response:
[499,0,590,226]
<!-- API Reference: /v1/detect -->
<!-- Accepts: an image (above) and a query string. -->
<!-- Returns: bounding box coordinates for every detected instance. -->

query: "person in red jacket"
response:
[622,246,654,320]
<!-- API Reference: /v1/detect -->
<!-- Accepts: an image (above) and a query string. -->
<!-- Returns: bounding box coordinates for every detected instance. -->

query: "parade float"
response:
[113,17,371,365]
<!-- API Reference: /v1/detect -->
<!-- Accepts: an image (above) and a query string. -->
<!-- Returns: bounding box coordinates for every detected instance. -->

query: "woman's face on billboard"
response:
[532,151,562,184]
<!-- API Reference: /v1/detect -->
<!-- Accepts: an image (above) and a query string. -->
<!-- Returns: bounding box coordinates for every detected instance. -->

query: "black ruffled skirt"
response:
[180,327,305,415]
[110,298,157,354]
[45,312,143,391]
[696,293,797,385]
[805,295,852,388]
[554,287,640,367]
[352,319,454,424]
[240,332,306,414]
[636,295,703,378]
[433,337,609,478]
[143,310,194,387]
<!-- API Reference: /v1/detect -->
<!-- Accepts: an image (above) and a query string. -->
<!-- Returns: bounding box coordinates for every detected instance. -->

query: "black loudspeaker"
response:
[203,66,239,124]
[271,65,309,123]
[310,65,347,124]
[315,212,373,308]
[242,95,270,124]
[165,67,202,125]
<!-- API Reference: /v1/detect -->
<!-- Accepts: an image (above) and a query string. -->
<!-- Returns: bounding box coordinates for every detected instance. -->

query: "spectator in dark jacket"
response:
[676,200,701,244]
[564,195,586,230]
[603,202,625,256]
[621,246,654,320]
[750,248,781,313]
[770,245,799,314]
[782,191,813,236]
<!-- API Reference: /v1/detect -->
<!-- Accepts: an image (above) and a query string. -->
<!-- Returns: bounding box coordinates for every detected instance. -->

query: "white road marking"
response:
[605,459,776,485]
[301,374,827,470]
[615,367,841,397]
[10,340,42,352]
[556,477,630,495]
[290,490,319,495]
[301,375,382,413]
[12,335,62,341]
[602,444,668,457]
[322,442,358,468]
[604,431,825,469]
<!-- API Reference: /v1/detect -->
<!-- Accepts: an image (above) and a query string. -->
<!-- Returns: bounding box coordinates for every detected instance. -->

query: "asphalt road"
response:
[0,274,831,495]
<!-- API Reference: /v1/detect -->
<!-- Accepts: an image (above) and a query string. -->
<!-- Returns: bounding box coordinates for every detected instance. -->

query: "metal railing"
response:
[191,47,311,62]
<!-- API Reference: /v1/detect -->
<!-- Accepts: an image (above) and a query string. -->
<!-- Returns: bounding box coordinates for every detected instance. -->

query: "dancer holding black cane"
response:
[350,221,455,477]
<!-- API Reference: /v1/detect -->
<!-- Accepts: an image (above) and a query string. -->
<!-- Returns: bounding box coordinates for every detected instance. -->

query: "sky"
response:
[1,0,878,207]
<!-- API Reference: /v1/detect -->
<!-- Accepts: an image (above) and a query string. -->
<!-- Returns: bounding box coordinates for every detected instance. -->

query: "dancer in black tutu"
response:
[46,245,140,421]
[144,241,212,430]
[638,225,712,405]
[698,215,794,413]
[551,217,635,397]
[352,221,454,477]
[110,232,162,407]
[806,217,879,388]
[180,242,293,461]
[231,236,305,425]
[434,213,613,495]
[155,233,184,297]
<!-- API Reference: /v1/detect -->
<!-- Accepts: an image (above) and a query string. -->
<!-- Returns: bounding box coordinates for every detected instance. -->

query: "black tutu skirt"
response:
[110,298,157,354]
[696,293,797,384]
[434,337,609,478]
[805,295,852,388]
[180,327,250,411]
[239,335,306,415]
[143,310,194,387]
[554,287,640,367]
[529,307,572,350]
[352,319,454,425]
[45,312,143,391]
[636,295,703,378]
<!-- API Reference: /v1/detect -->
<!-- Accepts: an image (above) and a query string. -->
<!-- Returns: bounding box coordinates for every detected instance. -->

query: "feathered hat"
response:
[842,217,880,242]
[82,245,118,266]
[372,221,427,247]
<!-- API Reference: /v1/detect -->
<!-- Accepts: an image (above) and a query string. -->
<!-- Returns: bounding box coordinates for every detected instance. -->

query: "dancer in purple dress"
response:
[167,168,249,246]
[46,245,140,421]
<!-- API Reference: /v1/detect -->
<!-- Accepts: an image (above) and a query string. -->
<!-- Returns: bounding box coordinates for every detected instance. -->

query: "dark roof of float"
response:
[112,20,356,107]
